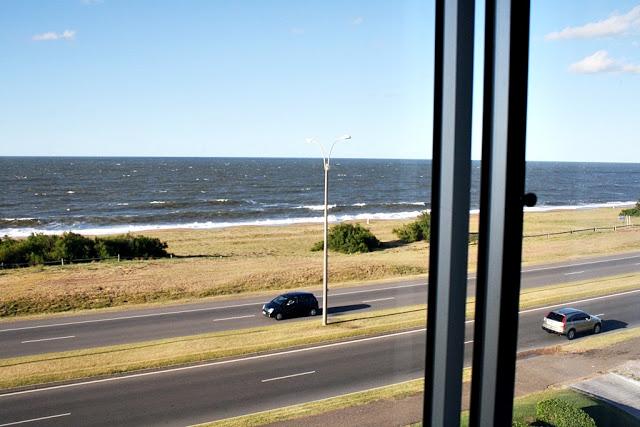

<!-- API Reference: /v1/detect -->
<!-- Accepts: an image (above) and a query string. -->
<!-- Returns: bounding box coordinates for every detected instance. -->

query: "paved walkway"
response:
[572,360,640,420]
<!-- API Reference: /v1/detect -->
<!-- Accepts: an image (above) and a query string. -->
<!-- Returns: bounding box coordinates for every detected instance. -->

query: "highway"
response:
[1,286,639,426]
[1,252,639,358]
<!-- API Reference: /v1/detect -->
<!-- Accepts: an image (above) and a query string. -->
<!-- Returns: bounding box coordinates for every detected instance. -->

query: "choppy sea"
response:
[1,157,638,237]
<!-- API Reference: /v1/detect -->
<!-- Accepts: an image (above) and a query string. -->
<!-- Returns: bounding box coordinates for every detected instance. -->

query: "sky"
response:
[0,1,638,161]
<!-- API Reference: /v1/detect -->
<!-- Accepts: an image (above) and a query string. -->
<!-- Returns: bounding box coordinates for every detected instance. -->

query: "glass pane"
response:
[514,2,640,425]
[0,1,434,426]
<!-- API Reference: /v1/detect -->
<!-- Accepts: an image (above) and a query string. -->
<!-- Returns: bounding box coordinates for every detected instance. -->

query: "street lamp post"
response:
[307,134,351,326]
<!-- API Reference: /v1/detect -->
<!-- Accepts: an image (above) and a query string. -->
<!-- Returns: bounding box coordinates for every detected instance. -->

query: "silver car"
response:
[542,307,602,340]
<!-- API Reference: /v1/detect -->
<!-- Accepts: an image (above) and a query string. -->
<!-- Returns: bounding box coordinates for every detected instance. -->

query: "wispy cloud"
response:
[81,0,103,4]
[546,5,640,40]
[352,16,364,26]
[32,30,76,42]
[569,50,640,74]
[290,27,305,35]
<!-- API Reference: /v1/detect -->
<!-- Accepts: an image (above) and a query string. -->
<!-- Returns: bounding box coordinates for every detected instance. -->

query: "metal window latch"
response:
[522,192,537,207]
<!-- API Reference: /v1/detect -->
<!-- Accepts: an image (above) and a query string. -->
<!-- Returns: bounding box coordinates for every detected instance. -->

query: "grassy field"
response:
[0,207,638,317]
[2,274,639,390]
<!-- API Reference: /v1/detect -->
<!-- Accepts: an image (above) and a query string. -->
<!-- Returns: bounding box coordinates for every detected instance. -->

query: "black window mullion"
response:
[469,0,531,425]
[423,0,475,425]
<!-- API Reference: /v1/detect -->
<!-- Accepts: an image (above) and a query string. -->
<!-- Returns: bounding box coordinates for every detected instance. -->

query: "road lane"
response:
[1,290,639,426]
[0,252,638,358]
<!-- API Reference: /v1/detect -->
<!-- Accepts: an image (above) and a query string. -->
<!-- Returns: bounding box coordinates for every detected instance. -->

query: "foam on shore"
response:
[0,201,634,238]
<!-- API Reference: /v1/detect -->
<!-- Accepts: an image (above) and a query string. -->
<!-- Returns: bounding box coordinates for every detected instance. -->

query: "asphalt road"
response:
[1,286,639,426]
[1,252,639,358]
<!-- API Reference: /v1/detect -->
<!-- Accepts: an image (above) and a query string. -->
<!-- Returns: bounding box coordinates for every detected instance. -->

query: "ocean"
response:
[1,157,639,237]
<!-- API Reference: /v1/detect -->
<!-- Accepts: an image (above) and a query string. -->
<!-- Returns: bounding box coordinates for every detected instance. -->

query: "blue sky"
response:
[0,1,638,161]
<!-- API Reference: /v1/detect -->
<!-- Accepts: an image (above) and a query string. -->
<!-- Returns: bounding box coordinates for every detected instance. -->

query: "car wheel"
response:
[275,313,283,321]
[567,329,576,340]
[309,308,318,316]
[593,323,602,334]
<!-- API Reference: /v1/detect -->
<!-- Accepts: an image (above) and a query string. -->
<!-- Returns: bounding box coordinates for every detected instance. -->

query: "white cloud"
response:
[569,50,640,74]
[546,5,640,40]
[81,0,103,4]
[32,30,76,41]
[290,27,305,35]
[352,16,364,26]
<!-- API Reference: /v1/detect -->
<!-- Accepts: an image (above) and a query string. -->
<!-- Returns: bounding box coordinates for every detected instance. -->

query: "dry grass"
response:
[0,207,638,317]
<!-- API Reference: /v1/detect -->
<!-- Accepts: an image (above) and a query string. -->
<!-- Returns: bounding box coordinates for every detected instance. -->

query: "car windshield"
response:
[271,296,288,305]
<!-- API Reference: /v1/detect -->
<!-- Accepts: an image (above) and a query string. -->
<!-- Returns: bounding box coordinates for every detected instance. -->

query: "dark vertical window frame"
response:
[423,0,475,425]
[469,0,531,426]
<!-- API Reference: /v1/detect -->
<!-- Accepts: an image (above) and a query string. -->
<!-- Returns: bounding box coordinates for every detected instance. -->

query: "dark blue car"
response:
[262,292,319,321]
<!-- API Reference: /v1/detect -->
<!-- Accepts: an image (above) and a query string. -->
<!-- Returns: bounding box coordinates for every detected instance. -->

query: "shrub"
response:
[312,223,380,254]
[511,421,529,427]
[0,233,169,266]
[620,200,640,217]
[393,211,431,243]
[54,232,97,260]
[535,398,596,427]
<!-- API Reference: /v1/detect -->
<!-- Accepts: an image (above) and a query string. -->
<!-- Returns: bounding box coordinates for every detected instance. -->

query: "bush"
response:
[393,211,431,243]
[0,233,169,266]
[620,200,640,217]
[53,232,97,260]
[535,398,596,427]
[312,223,380,254]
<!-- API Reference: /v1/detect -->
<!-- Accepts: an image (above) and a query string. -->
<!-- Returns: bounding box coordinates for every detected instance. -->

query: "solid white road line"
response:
[0,413,71,426]
[0,328,424,398]
[521,254,640,273]
[21,335,75,344]
[362,297,395,303]
[213,315,255,322]
[564,271,585,276]
[595,313,605,317]
[0,302,264,333]
[330,283,423,297]
[261,370,316,383]
[2,287,639,398]
[519,288,640,315]
[464,340,474,344]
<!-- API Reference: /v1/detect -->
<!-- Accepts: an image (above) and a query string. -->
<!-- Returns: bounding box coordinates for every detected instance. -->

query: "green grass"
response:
[460,388,640,427]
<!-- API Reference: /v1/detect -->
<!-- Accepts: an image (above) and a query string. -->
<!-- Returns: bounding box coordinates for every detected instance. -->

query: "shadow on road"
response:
[325,304,371,315]
[601,319,628,332]
[328,307,425,325]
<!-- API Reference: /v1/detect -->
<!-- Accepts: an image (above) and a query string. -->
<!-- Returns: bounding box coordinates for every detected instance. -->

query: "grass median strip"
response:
[0,306,427,390]
[1,273,639,391]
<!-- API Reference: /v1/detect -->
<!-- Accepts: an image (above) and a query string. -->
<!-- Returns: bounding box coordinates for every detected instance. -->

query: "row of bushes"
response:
[0,232,169,266]
[620,200,640,217]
